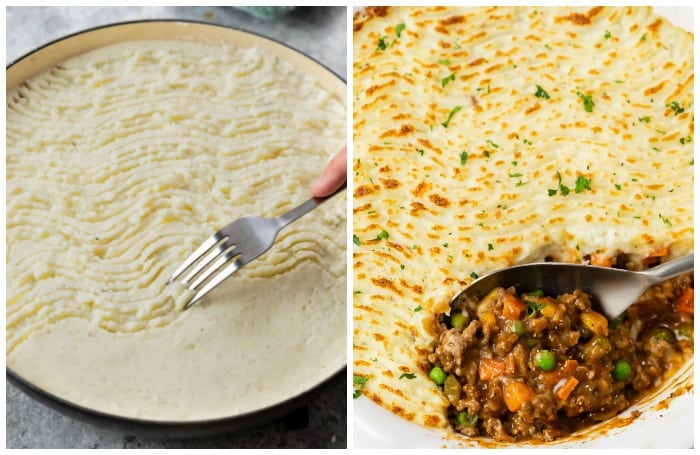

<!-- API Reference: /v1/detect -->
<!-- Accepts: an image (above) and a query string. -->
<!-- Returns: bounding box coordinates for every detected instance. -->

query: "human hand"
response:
[311,146,347,198]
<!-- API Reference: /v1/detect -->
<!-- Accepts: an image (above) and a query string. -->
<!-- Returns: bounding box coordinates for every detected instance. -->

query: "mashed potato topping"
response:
[7,40,346,420]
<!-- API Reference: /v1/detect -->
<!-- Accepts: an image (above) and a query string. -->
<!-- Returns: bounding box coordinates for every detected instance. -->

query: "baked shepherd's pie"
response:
[353,6,693,443]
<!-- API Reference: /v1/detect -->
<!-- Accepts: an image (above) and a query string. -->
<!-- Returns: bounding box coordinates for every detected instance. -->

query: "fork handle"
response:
[641,254,694,283]
[276,183,346,229]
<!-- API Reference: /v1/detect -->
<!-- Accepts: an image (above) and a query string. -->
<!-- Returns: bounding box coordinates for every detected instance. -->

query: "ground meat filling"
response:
[427,273,693,442]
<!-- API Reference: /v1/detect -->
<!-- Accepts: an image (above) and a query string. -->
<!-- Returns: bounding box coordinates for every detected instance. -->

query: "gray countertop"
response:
[5,6,347,449]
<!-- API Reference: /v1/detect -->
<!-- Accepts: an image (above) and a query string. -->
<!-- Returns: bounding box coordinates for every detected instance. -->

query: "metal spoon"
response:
[450,254,693,319]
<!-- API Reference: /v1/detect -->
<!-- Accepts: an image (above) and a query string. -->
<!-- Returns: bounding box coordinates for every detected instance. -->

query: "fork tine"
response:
[168,234,222,283]
[187,246,239,290]
[183,257,243,310]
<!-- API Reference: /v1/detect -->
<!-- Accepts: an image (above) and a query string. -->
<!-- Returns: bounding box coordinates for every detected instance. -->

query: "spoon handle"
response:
[642,254,694,282]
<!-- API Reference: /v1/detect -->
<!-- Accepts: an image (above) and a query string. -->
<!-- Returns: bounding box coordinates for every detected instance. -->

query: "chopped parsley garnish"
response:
[460,150,468,165]
[487,243,494,251]
[470,272,479,279]
[441,105,462,128]
[638,116,650,123]
[377,230,390,240]
[574,175,592,193]
[604,30,611,39]
[443,242,449,248]
[395,22,406,37]
[548,170,571,196]
[400,264,405,270]
[529,290,545,297]
[399,372,416,380]
[659,214,672,227]
[353,290,362,294]
[680,136,692,145]
[526,300,545,317]
[614,183,622,190]
[640,33,646,41]
[377,37,387,51]
[416,148,424,156]
[576,91,595,113]
[534,85,550,99]
[509,172,523,178]
[667,101,685,115]
[484,150,491,159]
[486,139,499,148]
[353,375,369,398]
[438,58,450,65]
[441,72,456,88]
[353,234,361,246]
[414,305,423,312]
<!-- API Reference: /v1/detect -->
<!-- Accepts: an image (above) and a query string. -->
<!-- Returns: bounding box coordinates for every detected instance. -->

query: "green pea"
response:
[650,327,673,343]
[609,311,627,329]
[450,312,468,328]
[612,359,632,381]
[508,319,526,336]
[534,349,556,371]
[455,411,478,427]
[429,366,446,385]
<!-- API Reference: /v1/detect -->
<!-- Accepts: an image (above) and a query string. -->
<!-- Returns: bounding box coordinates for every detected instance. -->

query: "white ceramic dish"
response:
[353,6,694,449]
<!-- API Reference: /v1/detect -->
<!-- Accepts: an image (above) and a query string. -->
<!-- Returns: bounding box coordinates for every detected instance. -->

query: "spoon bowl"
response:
[451,254,693,319]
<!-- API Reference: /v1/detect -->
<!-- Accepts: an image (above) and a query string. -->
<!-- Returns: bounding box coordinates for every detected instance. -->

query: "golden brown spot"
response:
[412,181,431,197]
[409,202,427,217]
[424,414,442,427]
[644,81,666,96]
[366,80,396,97]
[469,57,487,67]
[355,304,383,315]
[372,332,386,342]
[440,15,465,25]
[353,203,372,214]
[485,63,503,74]
[380,178,400,189]
[399,278,424,295]
[379,125,414,138]
[647,18,662,34]
[355,185,375,197]
[387,402,415,420]
[555,6,603,25]
[371,277,403,296]
[391,113,412,121]
[525,103,541,115]
[429,193,450,207]
[467,30,488,43]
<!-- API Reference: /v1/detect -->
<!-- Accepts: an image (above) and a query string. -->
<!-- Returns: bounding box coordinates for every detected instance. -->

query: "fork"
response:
[168,184,345,310]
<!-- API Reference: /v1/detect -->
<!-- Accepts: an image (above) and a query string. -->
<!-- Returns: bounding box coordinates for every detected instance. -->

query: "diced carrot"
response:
[643,247,669,266]
[555,376,580,402]
[479,358,506,381]
[502,293,526,320]
[542,359,579,385]
[676,287,694,315]
[590,253,612,267]
[503,381,535,412]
